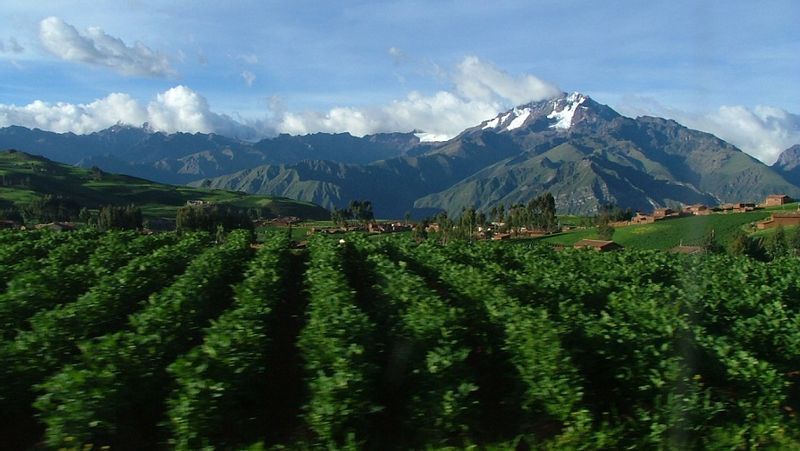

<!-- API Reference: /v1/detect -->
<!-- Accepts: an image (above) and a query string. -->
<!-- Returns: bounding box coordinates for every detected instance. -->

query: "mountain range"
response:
[2,92,799,217]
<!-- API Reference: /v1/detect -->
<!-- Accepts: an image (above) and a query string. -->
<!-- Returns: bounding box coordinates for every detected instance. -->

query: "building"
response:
[764,194,791,206]
[683,204,711,216]
[719,203,757,213]
[653,208,676,220]
[756,213,800,230]
[0,219,20,229]
[630,213,655,224]
[573,239,622,252]
[34,222,76,232]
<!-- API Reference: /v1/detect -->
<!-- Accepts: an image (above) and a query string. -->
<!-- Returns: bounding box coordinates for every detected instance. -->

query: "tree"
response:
[176,204,253,234]
[728,229,751,256]
[701,229,722,253]
[764,225,788,260]
[97,205,143,231]
[597,222,615,240]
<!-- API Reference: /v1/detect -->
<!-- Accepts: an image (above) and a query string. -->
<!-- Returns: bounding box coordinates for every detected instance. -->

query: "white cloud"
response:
[241,70,256,87]
[276,56,561,140]
[38,16,174,77]
[0,85,258,139]
[453,55,561,105]
[0,93,146,134]
[238,53,258,64]
[0,37,24,54]
[617,97,800,164]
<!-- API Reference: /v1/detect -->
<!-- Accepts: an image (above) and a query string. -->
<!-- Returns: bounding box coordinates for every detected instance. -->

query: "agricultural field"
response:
[543,210,776,249]
[1,228,800,449]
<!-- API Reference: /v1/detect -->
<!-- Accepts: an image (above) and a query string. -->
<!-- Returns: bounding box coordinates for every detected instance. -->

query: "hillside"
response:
[0,150,330,219]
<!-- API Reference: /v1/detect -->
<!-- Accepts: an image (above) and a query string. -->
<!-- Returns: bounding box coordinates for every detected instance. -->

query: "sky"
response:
[0,0,798,163]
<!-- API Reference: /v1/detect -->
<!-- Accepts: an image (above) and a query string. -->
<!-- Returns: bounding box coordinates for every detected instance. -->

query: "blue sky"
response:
[0,0,798,162]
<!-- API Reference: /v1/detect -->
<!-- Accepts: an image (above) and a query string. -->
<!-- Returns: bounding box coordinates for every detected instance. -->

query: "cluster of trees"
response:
[20,195,80,223]
[425,192,560,243]
[176,204,253,234]
[729,225,800,260]
[487,193,559,233]
[330,200,374,225]
[592,204,636,240]
[87,205,143,231]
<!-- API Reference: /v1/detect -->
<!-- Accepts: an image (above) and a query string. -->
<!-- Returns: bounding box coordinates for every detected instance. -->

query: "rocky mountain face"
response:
[193,93,800,216]
[772,144,800,185]
[4,93,799,217]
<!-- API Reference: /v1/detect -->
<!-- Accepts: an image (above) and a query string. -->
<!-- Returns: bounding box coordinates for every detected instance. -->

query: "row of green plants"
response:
[1,230,799,448]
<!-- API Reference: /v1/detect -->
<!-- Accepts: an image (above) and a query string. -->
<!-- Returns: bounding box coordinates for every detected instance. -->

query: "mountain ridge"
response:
[3,92,799,217]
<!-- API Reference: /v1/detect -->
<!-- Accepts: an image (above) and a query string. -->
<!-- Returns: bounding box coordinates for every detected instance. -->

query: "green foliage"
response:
[596,221,615,240]
[176,204,253,234]
[1,231,800,449]
[35,230,253,448]
[297,237,379,446]
[167,232,291,450]
[96,204,142,231]
[20,194,81,223]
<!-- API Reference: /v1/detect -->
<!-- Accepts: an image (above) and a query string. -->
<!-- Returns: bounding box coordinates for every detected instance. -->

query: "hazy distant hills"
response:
[0,124,423,185]
[2,93,799,217]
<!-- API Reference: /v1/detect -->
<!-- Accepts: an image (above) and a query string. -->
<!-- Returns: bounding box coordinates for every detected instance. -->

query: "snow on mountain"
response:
[506,107,532,130]
[476,91,590,133]
[547,92,587,129]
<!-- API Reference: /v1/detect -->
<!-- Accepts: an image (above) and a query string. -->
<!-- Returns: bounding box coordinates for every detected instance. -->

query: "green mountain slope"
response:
[0,150,330,219]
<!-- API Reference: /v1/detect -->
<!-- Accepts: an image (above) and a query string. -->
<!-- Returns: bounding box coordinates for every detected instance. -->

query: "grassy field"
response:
[0,150,329,220]
[540,209,790,249]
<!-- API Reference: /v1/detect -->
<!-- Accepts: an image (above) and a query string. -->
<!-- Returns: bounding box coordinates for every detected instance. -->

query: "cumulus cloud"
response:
[0,57,562,142]
[0,85,257,138]
[0,37,24,54]
[39,16,174,77]
[277,56,561,140]
[241,70,256,87]
[618,97,800,164]
[452,56,561,105]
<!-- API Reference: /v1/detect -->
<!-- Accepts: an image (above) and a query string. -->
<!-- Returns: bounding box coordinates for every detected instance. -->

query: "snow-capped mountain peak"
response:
[477,91,593,133]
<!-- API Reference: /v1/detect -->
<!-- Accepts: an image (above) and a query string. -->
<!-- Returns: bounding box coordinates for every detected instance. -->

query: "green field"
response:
[2,230,800,449]
[0,150,329,220]
[541,207,800,249]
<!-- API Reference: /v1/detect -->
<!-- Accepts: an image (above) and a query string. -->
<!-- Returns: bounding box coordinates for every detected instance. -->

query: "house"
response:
[653,208,675,220]
[683,204,711,216]
[719,203,757,213]
[630,213,655,224]
[367,222,386,233]
[764,194,791,206]
[573,239,622,252]
[491,233,511,241]
[756,213,800,230]
[0,219,20,229]
[34,222,76,232]
[425,223,441,233]
[669,245,706,254]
